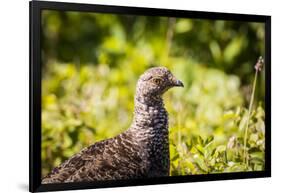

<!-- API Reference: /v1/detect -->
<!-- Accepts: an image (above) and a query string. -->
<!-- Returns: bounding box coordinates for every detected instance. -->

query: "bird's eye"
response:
[152,78,162,85]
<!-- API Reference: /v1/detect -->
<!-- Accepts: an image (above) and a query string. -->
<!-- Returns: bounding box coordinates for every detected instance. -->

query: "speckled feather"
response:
[42,67,183,184]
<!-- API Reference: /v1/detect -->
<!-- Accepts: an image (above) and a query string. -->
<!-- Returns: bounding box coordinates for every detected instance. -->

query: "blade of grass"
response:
[243,56,264,165]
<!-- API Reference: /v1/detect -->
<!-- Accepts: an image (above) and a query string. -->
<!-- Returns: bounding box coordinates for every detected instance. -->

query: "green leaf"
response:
[195,145,205,157]
[210,148,217,157]
[194,162,208,173]
[171,154,180,161]
[197,136,204,145]
[223,36,244,63]
[205,136,214,146]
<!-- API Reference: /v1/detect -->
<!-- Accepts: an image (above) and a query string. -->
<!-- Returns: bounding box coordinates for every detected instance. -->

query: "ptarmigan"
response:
[42,67,184,184]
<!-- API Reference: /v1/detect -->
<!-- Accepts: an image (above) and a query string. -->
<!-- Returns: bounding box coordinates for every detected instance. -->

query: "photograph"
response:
[40,10,266,184]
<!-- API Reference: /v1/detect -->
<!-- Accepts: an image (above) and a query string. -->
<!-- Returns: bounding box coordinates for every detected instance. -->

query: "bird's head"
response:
[136,67,184,100]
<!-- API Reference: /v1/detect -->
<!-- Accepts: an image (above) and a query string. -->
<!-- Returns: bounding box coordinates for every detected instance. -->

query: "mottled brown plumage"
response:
[42,67,184,184]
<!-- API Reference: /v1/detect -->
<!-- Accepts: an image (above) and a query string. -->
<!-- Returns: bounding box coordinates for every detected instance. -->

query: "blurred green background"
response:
[41,10,265,177]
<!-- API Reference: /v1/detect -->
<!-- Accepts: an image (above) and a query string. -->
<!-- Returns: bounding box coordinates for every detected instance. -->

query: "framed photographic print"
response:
[29,0,271,192]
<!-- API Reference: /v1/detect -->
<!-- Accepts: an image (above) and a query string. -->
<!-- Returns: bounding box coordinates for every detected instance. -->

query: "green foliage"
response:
[41,11,265,177]
[42,11,265,101]
[169,105,265,175]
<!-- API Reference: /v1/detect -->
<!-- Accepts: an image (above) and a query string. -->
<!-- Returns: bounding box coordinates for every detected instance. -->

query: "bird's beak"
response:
[171,77,184,87]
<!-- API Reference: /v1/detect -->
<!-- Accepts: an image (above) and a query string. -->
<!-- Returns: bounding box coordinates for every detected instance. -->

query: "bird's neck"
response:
[128,95,170,174]
[129,95,168,142]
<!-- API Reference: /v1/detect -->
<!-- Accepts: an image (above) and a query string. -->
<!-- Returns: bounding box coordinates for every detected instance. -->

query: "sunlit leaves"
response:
[169,105,265,175]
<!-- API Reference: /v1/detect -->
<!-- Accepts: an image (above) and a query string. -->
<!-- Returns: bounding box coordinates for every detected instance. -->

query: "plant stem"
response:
[243,69,258,165]
[164,17,176,63]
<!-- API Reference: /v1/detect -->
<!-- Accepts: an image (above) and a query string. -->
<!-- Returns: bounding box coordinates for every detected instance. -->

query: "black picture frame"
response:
[29,0,271,192]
